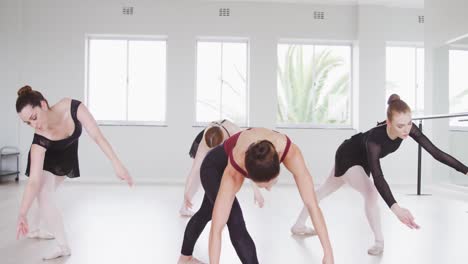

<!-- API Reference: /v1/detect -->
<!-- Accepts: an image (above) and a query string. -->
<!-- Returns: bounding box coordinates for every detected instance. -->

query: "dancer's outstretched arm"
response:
[410,123,468,174]
[250,180,264,208]
[283,144,334,263]
[77,103,133,186]
[209,165,244,264]
[366,140,420,229]
[183,142,209,208]
[17,145,46,239]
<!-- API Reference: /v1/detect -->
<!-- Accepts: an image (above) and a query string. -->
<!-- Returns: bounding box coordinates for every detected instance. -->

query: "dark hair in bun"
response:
[205,126,224,148]
[245,140,280,182]
[16,85,49,113]
[386,93,410,121]
[387,94,401,105]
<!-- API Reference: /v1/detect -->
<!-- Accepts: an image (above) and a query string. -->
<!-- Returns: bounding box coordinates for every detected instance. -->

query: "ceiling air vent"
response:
[418,15,424,24]
[219,8,230,17]
[122,6,134,15]
[314,11,325,20]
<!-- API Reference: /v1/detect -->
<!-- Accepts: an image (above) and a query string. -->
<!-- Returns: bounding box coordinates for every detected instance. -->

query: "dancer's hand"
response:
[115,163,133,187]
[391,204,420,229]
[184,192,193,209]
[16,214,29,239]
[254,192,264,208]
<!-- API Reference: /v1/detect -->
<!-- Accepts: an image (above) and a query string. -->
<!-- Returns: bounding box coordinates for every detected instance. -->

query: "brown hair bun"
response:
[18,85,33,96]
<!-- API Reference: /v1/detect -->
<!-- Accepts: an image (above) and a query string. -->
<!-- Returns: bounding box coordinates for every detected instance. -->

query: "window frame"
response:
[85,34,168,126]
[193,37,250,127]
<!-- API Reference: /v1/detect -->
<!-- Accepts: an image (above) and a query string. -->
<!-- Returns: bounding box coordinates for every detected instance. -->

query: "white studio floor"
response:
[0,179,467,264]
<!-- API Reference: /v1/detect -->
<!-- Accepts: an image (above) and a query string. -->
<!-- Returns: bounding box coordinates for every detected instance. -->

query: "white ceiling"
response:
[203,0,424,9]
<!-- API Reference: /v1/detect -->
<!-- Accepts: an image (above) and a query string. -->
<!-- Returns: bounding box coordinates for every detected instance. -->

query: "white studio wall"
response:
[0,0,22,148]
[1,1,426,186]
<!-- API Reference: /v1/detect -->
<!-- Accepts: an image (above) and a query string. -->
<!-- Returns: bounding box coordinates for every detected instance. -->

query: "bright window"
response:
[449,49,468,127]
[87,37,167,123]
[277,43,352,126]
[385,46,424,115]
[196,40,248,126]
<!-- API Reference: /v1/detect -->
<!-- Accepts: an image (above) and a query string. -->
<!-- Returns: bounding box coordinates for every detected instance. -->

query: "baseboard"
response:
[426,183,468,201]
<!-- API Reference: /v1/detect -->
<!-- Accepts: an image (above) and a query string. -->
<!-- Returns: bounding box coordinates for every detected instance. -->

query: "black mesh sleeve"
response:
[366,139,397,208]
[32,134,51,149]
[410,123,468,174]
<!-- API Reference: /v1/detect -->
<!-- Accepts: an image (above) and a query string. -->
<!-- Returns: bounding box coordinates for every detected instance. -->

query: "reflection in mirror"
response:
[445,33,468,187]
[447,34,468,127]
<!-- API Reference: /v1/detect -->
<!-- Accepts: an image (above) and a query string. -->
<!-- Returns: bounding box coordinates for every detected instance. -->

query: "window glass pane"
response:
[449,49,468,126]
[221,42,248,124]
[196,42,222,122]
[386,47,416,111]
[196,41,248,125]
[88,39,127,120]
[416,48,425,114]
[277,43,351,125]
[87,38,167,122]
[128,40,167,121]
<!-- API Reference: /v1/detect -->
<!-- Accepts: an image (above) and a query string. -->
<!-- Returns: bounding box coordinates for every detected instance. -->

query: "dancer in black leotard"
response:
[180,120,264,217]
[178,128,334,264]
[291,94,468,255]
[15,86,133,260]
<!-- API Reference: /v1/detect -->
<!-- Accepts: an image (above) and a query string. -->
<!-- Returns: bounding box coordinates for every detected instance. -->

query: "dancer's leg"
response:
[291,167,344,235]
[342,166,384,255]
[38,172,70,260]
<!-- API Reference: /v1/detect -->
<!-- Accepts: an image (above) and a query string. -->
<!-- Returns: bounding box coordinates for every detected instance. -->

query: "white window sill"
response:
[275,124,355,130]
[192,122,248,128]
[97,121,168,127]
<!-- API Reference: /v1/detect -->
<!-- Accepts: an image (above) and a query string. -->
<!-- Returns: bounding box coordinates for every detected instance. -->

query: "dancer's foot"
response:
[27,229,55,240]
[179,206,195,217]
[178,255,206,264]
[43,245,71,260]
[290,224,317,236]
[367,240,384,256]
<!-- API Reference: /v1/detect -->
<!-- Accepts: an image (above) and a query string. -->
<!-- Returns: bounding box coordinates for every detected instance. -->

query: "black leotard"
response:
[335,123,468,207]
[25,100,82,178]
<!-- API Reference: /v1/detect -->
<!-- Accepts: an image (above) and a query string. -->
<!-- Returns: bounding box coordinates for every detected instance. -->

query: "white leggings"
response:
[295,166,384,242]
[30,171,68,247]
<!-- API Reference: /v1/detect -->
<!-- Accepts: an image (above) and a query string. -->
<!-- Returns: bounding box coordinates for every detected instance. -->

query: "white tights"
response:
[293,166,384,247]
[29,171,70,258]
